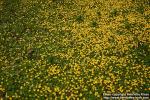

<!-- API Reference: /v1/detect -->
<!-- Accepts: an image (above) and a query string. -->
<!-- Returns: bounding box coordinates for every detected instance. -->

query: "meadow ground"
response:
[0,0,150,99]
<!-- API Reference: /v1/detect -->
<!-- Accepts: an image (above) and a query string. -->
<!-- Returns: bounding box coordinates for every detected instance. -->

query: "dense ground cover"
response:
[0,0,150,99]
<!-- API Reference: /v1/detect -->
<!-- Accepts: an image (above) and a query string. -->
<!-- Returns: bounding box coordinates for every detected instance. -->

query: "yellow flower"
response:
[66,96,71,100]
[118,86,124,93]
[47,65,61,76]
[79,93,82,97]
[95,92,99,96]
[54,86,60,92]
[8,97,13,100]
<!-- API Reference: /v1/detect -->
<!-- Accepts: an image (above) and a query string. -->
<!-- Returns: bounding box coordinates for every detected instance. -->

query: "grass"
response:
[0,0,150,99]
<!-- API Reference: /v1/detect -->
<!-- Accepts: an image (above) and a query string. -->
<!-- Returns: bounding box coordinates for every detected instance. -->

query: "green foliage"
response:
[91,21,98,27]
[132,42,150,66]
[109,9,118,17]
[47,55,69,67]
[76,15,84,23]
[136,5,144,14]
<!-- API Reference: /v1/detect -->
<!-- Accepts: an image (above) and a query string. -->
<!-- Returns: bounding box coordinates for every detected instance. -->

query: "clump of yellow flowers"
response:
[0,0,149,99]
